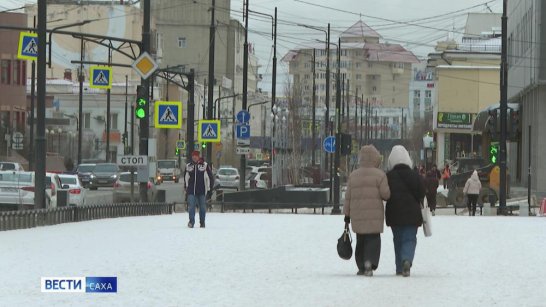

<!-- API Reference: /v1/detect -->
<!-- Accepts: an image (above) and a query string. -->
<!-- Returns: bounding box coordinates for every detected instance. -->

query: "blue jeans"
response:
[188,194,207,225]
[391,226,418,273]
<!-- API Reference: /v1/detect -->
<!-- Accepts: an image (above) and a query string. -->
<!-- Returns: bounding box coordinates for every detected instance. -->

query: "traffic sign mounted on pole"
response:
[117,155,148,167]
[236,124,250,139]
[198,120,221,143]
[17,32,38,60]
[89,66,112,89]
[154,101,182,129]
[323,136,336,154]
[132,51,159,80]
[176,140,186,150]
[236,110,250,124]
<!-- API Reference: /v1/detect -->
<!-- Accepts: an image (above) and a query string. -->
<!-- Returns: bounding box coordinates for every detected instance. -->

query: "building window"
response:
[178,37,186,48]
[372,86,377,93]
[83,113,91,129]
[368,62,373,68]
[110,113,118,130]
[425,90,432,98]
[1,60,11,85]
[413,90,420,99]
[305,74,310,79]
[356,74,361,80]
[12,61,20,85]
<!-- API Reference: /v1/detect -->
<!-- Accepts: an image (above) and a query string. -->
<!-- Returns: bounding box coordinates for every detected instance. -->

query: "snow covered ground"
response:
[1,213,545,307]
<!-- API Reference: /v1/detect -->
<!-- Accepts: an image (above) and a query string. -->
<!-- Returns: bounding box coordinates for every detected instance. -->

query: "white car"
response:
[0,171,62,209]
[247,172,271,189]
[58,174,86,206]
[216,167,240,190]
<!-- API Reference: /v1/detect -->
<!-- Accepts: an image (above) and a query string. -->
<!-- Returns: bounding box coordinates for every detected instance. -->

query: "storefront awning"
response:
[472,102,520,133]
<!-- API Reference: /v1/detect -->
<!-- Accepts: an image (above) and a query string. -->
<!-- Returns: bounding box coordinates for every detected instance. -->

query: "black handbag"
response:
[337,224,353,260]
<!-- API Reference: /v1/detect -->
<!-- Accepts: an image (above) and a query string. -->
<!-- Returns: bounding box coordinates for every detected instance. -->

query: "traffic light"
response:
[340,133,352,156]
[135,85,148,119]
[489,143,499,165]
[175,148,180,156]
[201,142,207,149]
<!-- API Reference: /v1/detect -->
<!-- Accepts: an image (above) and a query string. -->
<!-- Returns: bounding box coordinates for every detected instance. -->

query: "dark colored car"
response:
[76,163,96,188]
[89,163,119,190]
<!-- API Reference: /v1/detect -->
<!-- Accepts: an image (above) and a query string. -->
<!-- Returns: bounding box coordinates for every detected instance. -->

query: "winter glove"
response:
[206,191,213,200]
[344,216,350,224]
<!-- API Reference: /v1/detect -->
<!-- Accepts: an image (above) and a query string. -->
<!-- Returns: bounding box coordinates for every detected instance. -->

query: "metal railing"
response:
[0,202,174,232]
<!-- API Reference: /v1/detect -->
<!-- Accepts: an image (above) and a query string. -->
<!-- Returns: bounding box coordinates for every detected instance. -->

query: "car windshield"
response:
[218,169,237,176]
[77,165,95,173]
[158,161,176,168]
[94,164,118,173]
[60,177,77,185]
[0,173,32,183]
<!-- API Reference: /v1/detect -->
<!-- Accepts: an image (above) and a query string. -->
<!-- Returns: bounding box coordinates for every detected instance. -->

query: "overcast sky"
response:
[1,0,503,91]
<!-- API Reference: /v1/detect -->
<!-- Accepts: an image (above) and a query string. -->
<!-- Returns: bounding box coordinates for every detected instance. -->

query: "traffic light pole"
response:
[139,0,151,202]
[499,0,508,207]
[332,38,342,215]
[206,0,216,163]
[240,0,249,191]
[35,0,47,209]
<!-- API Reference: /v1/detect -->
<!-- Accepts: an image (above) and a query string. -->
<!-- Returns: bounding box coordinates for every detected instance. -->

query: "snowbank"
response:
[0,214,545,306]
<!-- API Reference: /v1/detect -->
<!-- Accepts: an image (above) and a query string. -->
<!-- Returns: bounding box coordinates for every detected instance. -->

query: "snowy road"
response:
[1,213,545,307]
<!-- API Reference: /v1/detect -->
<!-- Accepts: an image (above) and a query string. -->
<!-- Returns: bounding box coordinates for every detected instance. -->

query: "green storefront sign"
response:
[437,112,473,129]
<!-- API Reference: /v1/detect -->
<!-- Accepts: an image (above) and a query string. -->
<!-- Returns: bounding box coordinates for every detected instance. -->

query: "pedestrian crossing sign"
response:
[198,120,221,143]
[17,32,38,60]
[154,101,182,129]
[89,66,113,89]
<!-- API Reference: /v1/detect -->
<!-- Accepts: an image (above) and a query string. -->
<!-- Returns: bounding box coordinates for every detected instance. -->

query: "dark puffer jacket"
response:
[184,161,214,196]
[385,164,425,227]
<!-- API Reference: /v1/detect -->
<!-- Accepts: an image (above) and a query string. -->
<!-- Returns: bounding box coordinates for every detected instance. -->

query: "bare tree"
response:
[284,81,304,185]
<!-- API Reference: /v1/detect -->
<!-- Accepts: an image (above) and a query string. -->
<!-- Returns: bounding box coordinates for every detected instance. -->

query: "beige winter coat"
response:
[463,170,482,195]
[344,145,391,234]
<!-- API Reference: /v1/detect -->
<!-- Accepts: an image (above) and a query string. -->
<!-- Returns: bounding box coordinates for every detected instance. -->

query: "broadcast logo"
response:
[41,277,117,293]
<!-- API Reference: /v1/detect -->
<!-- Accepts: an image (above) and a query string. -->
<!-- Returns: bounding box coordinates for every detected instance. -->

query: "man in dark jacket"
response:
[184,151,214,228]
[386,145,425,277]
[424,165,441,216]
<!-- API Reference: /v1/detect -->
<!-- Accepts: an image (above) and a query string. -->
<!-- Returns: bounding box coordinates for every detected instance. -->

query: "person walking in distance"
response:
[385,145,425,277]
[425,164,441,216]
[344,145,391,277]
[442,163,451,189]
[463,170,482,216]
[184,151,214,228]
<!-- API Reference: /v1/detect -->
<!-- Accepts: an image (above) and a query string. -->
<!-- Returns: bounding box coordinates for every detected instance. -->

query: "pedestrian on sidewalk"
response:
[184,151,214,228]
[442,163,451,189]
[386,145,425,277]
[425,165,441,216]
[344,145,391,277]
[463,170,482,216]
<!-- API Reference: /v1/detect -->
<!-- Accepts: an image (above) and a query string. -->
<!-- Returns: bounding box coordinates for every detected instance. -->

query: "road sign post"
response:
[323,136,336,154]
[198,120,221,143]
[89,66,113,89]
[17,32,38,60]
[154,101,182,129]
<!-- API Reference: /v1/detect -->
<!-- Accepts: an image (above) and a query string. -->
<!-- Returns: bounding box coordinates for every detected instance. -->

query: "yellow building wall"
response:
[438,67,499,114]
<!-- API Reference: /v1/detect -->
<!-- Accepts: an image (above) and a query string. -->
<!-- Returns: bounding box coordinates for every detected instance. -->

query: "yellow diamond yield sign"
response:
[132,51,158,80]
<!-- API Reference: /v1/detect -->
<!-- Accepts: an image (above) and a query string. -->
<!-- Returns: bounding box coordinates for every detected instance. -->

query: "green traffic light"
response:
[135,108,146,119]
[138,98,147,106]
[202,143,207,149]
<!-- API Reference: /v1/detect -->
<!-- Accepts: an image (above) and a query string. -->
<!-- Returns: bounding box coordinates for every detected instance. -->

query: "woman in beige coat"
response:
[344,145,391,276]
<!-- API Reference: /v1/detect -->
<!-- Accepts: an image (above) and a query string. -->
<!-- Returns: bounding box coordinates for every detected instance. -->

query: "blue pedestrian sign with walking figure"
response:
[323,136,336,153]
[17,32,38,60]
[154,101,182,129]
[89,66,113,89]
[198,120,221,143]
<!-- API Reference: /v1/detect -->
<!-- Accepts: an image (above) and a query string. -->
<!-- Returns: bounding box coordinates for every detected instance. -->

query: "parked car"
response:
[215,167,240,190]
[0,162,24,171]
[247,172,272,190]
[0,171,63,209]
[76,163,96,188]
[89,163,119,190]
[58,174,86,206]
[113,172,156,203]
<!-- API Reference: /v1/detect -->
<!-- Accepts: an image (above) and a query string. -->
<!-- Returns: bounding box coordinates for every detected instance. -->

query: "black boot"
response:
[188,222,194,228]
[200,222,205,228]
[364,261,373,277]
[402,260,411,277]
